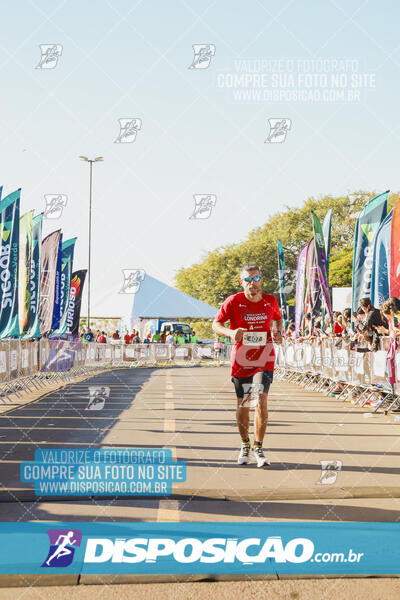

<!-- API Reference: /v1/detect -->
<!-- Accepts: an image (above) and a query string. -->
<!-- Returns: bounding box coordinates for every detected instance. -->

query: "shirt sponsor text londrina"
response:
[81,537,363,565]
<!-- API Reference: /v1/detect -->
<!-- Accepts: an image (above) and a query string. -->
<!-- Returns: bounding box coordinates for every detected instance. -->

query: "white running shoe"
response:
[252,446,271,467]
[238,444,251,465]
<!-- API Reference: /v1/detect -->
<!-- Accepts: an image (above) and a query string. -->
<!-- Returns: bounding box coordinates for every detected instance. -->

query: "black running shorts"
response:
[231,370,274,399]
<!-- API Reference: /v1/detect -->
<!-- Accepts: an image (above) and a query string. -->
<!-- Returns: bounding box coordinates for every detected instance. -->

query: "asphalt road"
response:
[0,365,399,595]
[0,365,399,521]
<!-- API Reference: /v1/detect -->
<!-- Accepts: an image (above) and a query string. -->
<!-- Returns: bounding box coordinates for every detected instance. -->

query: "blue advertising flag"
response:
[51,234,63,331]
[0,189,20,338]
[49,237,77,338]
[351,191,388,314]
[371,209,392,307]
[24,213,43,338]
[277,239,288,328]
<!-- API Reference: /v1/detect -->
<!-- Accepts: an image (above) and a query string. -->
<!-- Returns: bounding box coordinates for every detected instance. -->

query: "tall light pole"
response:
[79,156,103,330]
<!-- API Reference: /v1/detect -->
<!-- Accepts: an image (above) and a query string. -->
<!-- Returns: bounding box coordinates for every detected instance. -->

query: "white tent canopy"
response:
[131,274,217,319]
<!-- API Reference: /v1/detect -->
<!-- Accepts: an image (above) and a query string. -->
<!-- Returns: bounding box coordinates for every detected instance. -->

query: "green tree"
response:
[175,191,398,305]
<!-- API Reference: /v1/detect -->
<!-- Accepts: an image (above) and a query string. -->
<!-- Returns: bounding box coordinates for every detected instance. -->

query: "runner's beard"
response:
[247,287,261,298]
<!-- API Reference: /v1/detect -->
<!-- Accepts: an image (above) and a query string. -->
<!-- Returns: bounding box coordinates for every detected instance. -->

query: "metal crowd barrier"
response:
[0,340,234,402]
[275,337,400,414]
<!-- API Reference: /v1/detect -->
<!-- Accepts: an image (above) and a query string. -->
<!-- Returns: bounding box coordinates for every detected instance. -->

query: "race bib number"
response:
[243,332,267,346]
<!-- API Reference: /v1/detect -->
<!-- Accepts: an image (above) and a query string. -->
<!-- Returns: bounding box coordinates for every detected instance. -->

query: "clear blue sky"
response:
[1,0,399,316]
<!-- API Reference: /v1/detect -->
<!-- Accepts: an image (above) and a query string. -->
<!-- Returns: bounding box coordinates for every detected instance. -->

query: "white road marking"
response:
[164,419,175,432]
[157,499,180,521]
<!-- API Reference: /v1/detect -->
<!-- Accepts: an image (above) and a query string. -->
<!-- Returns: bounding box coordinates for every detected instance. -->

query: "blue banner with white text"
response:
[0,522,398,575]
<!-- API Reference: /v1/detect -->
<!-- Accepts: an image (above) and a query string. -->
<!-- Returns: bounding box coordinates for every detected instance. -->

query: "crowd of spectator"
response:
[79,328,200,345]
[286,296,400,352]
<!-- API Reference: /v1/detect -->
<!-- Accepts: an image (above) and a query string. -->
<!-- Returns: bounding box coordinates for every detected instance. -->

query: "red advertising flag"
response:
[390,196,400,298]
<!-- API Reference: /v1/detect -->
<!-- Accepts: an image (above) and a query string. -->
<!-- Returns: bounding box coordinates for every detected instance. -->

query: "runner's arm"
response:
[212,319,245,342]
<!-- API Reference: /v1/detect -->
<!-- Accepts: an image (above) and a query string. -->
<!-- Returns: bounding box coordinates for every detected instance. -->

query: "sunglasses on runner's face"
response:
[243,275,261,282]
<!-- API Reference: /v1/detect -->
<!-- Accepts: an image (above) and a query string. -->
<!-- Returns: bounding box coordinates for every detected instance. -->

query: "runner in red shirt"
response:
[212,264,283,467]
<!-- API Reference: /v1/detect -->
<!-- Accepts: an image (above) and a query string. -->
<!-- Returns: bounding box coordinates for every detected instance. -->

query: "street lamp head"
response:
[79,156,103,162]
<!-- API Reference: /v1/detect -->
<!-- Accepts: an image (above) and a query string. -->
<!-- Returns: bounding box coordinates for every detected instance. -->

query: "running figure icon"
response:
[45,531,77,566]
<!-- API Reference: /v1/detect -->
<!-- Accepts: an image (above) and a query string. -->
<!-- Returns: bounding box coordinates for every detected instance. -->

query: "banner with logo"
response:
[321,209,332,330]
[50,233,63,331]
[305,237,321,320]
[352,191,388,314]
[295,242,309,337]
[41,340,75,372]
[18,210,33,335]
[371,209,392,307]
[39,230,61,336]
[390,196,400,298]
[24,213,43,338]
[0,522,399,575]
[322,209,332,280]
[65,270,87,338]
[0,189,20,338]
[311,212,333,322]
[49,238,77,338]
[277,239,288,329]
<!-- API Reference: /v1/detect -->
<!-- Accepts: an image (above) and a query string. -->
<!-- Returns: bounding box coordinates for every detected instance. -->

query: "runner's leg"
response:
[232,376,252,464]
[254,392,268,441]
[236,400,250,440]
[252,371,273,466]
[236,399,251,464]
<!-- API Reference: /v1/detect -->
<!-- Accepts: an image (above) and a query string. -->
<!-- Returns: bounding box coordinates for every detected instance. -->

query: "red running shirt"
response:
[215,292,282,377]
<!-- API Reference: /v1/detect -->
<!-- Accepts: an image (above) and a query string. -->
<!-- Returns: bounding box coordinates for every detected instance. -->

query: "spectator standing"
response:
[98,331,107,343]
[333,312,343,336]
[379,297,400,337]
[176,332,186,345]
[84,328,94,342]
[359,297,387,350]
[213,337,223,366]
